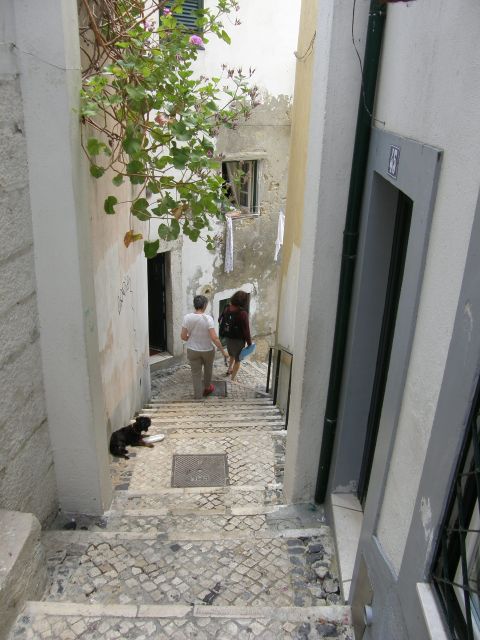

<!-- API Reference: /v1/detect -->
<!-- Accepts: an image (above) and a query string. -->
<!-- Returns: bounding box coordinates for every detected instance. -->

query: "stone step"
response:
[143,401,278,409]
[144,410,283,419]
[142,410,284,424]
[146,423,286,434]
[111,486,285,512]
[142,407,282,417]
[41,531,343,609]
[52,504,327,538]
[147,398,273,406]
[9,602,353,639]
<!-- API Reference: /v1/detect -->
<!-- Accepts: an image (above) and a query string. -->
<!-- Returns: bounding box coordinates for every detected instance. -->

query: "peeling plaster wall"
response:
[0,11,57,524]
[182,97,292,359]
[182,0,301,360]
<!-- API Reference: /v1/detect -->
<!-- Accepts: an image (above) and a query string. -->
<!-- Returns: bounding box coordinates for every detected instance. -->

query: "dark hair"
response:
[230,290,249,309]
[193,294,208,310]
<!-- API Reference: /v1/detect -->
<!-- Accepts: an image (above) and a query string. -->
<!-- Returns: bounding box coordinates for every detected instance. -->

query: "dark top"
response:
[226,305,252,346]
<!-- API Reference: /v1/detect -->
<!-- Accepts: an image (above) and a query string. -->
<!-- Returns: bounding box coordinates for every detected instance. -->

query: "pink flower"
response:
[143,19,155,31]
[155,113,171,126]
[163,7,172,15]
[189,35,204,47]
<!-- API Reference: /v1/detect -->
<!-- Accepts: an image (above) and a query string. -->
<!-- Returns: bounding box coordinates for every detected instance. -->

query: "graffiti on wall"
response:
[117,275,133,315]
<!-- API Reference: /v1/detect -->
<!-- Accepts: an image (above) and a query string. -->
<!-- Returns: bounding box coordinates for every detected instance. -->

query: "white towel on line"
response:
[225,216,234,273]
[274,210,285,262]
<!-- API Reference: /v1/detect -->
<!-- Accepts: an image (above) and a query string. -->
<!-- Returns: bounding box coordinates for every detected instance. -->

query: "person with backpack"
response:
[181,295,228,399]
[218,290,252,381]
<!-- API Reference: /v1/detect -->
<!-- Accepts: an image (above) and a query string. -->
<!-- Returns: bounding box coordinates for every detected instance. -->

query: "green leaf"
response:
[171,120,192,141]
[171,147,189,170]
[185,227,200,242]
[104,195,118,214]
[126,159,145,184]
[144,239,159,259]
[90,164,105,178]
[112,174,124,186]
[87,138,103,155]
[220,30,231,45]
[131,198,151,221]
[123,128,143,155]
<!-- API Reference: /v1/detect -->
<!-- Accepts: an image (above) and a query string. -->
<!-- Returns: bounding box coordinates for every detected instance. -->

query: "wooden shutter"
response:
[167,0,203,31]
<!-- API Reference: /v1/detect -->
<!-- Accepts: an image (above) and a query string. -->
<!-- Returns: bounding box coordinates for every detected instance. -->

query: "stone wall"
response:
[0,72,57,523]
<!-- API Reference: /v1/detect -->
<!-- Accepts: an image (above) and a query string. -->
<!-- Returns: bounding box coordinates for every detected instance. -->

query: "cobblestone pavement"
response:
[8,362,353,639]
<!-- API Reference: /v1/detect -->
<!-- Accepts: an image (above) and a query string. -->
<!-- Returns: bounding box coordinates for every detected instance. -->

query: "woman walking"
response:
[181,295,228,399]
[220,290,252,382]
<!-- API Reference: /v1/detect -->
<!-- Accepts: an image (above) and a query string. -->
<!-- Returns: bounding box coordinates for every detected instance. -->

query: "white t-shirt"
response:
[182,313,215,351]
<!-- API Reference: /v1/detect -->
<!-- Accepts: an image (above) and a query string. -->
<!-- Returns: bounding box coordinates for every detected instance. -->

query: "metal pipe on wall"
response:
[315,0,387,503]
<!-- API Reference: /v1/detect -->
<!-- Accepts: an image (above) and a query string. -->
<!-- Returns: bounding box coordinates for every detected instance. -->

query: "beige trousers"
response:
[187,348,215,399]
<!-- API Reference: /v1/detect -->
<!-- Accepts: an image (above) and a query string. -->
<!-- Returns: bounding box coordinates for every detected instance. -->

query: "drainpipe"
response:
[315,0,386,503]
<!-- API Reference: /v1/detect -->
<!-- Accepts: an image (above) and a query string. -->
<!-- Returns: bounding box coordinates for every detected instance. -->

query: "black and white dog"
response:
[109,416,153,459]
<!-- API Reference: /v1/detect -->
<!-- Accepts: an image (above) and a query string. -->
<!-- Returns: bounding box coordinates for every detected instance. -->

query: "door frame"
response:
[357,190,413,505]
[329,129,442,506]
[326,129,442,635]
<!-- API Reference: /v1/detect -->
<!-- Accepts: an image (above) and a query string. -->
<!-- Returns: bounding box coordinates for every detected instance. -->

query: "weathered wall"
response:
[0,13,57,524]
[89,167,151,433]
[181,0,301,359]
[181,97,292,359]
[277,0,318,352]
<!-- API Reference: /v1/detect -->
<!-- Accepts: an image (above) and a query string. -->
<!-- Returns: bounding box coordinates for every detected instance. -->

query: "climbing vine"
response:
[79,0,258,256]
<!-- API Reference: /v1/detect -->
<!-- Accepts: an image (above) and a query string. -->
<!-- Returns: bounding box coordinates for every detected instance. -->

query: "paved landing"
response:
[8,361,353,639]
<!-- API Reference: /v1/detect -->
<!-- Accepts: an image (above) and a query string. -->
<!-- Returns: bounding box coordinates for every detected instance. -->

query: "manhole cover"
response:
[211,381,227,397]
[171,454,229,488]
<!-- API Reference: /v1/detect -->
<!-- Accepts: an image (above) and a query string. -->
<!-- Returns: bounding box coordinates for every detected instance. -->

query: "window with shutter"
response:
[165,1,204,31]
[222,160,260,216]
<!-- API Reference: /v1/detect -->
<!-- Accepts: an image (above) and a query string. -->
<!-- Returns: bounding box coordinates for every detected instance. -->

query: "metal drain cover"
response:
[171,454,228,488]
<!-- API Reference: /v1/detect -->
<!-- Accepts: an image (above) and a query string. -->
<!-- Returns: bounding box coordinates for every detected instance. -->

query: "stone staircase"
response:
[8,377,353,639]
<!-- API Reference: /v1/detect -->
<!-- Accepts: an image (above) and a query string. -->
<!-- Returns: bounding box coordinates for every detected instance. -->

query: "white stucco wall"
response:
[375,0,480,573]
[12,0,112,515]
[279,0,371,502]
[196,0,300,97]
[0,9,57,523]
[90,175,151,432]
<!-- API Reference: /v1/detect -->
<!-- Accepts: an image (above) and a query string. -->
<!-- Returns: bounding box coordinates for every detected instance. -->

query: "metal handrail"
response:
[266,345,293,428]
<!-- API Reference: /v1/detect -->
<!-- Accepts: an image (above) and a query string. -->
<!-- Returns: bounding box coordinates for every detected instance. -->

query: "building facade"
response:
[277,0,480,638]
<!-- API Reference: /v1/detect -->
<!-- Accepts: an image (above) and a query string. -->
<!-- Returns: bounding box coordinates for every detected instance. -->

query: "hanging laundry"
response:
[274,210,285,262]
[224,216,234,273]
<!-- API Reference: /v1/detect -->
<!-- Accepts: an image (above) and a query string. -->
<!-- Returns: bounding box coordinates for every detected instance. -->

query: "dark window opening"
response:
[432,378,480,640]
[222,160,259,215]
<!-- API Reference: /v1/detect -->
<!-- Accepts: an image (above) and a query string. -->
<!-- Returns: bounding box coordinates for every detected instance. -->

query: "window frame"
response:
[432,378,480,639]
[221,159,260,217]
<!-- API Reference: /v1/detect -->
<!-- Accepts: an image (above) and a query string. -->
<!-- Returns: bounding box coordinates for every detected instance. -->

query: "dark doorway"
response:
[357,190,413,505]
[147,253,167,353]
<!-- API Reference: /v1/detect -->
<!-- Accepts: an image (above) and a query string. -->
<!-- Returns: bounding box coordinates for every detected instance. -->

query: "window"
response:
[432,380,480,639]
[222,160,259,216]
[164,0,204,31]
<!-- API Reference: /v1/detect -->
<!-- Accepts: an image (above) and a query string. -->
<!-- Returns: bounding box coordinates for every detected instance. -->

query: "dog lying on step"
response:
[109,416,153,459]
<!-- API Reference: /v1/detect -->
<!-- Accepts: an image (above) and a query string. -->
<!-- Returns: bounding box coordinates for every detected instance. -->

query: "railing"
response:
[266,345,293,429]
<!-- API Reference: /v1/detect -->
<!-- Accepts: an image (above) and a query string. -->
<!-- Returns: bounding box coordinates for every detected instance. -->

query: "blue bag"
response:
[239,343,256,361]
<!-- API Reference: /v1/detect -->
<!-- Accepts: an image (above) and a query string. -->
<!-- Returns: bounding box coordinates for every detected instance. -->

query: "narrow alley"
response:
[8,360,352,639]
